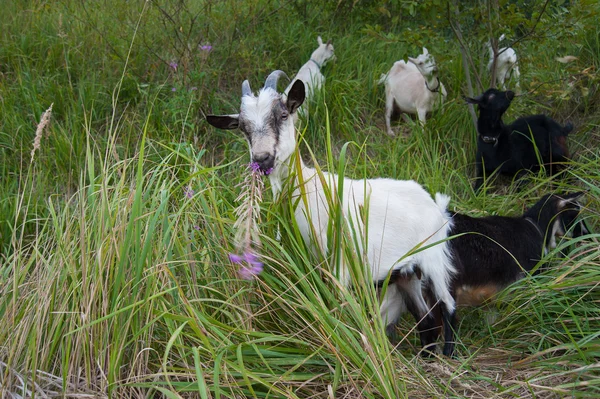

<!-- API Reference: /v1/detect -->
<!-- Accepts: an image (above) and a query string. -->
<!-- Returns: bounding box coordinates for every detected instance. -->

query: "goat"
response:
[207,70,458,356]
[379,47,447,136]
[284,36,335,101]
[443,192,589,307]
[487,34,520,90]
[465,89,573,192]
[384,192,589,351]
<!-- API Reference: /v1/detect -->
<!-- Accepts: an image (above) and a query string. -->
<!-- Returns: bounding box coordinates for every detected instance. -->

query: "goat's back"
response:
[449,212,544,289]
[507,114,572,158]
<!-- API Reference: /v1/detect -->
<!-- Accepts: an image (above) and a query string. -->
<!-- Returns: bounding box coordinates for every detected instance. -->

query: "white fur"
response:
[284,36,335,101]
[379,47,447,135]
[487,34,521,90]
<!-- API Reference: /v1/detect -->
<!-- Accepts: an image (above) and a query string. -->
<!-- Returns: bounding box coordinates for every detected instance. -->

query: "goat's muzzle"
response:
[252,152,275,174]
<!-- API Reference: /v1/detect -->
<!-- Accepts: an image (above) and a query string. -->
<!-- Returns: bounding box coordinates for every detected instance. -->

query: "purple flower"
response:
[193,225,201,231]
[249,162,261,172]
[200,44,212,52]
[184,185,194,199]
[244,252,263,267]
[229,253,243,264]
[169,61,178,71]
[238,264,263,280]
[190,87,198,91]
[264,167,274,176]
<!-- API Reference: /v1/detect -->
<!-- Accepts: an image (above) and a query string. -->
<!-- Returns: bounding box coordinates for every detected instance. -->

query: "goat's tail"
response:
[377,73,388,85]
[434,193,452,217]
[563,122,574,135]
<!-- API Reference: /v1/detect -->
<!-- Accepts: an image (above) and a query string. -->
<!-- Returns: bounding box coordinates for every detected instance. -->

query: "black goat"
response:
[445,192,588,307]
[465,89,573,192]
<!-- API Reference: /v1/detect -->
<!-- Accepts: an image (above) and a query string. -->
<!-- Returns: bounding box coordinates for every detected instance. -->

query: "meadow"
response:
[1,0,599,397]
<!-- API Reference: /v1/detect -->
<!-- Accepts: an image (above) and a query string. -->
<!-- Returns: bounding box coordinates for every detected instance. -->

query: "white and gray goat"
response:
[487,34,520,90]
[207,71,457,356]
[284,36,335,101]
[379,47,447,136]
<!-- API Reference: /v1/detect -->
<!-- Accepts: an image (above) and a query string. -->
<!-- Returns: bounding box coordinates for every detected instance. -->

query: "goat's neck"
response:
[477,112,505,135]
[310,49,328,68]
[269,151,316,200]
[424,72,440,93]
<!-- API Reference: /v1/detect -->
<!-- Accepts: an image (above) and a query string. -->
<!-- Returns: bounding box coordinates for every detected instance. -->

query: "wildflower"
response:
[193,225,201,231]
[200,44,212,52]
[190,87,198,91]
[249,162,273,176]
[184,185,194,199]
[169,61,178,71]
[31,103,53,163]
[228,253,243,263]
[171,87,177,92]
[239,263,263,280]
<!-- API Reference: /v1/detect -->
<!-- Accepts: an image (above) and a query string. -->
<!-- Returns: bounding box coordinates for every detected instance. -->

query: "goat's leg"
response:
[441,302,457,357]
[397,277,438,355]
[417,108,427,125]
[379,284,407,344]
[513,64,521,92]
[384,94,395,136]
[427,274,457,357]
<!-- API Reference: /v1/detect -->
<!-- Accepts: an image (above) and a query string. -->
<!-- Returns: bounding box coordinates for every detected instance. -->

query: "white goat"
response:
[487,34,520,90]
[207,71,457,356]
[284,36,335,101]
[379,47,447,136]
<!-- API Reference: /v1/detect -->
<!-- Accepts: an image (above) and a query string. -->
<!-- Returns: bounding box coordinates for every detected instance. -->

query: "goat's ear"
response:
[407,56,417,65]
[206,114,239,130]
[464,95,483,105]
[422,47,429,55]
[326,39,332,46]
[286,80,305,114]
[317,36,323,46]
[557,192,586,207]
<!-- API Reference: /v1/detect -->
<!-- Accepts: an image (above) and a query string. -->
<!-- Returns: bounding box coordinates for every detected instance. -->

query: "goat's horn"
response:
[264,70,288,91]
[242,80,252,97]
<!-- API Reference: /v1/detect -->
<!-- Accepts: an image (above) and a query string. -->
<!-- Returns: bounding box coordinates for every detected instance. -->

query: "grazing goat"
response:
[379,47,447,136]
[207,71,458,356]
[465,89,573,192]
[443,192,589,307]
[385,192,589,350]
[284,36,335,101]
[487,34,520,90]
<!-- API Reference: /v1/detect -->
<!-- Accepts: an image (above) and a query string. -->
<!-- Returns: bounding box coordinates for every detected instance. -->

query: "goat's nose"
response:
[252,152,275,172]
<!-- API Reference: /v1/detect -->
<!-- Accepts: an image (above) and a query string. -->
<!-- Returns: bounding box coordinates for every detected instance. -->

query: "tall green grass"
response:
[1,0,599,397]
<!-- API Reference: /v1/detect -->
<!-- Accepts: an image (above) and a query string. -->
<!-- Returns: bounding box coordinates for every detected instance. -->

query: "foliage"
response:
[0,0,599,397]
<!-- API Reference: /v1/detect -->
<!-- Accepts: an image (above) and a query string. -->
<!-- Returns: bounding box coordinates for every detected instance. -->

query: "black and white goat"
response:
[442,192,589,307]
[384,192,589,350]
[207,71,457,356]
[465,89,573,192]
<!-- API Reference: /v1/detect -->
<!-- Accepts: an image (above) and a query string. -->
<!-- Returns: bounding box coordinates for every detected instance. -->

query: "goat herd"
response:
[206,36,592,357]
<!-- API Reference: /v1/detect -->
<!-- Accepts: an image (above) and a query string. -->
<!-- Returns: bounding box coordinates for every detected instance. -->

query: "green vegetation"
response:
[1,0,599,397]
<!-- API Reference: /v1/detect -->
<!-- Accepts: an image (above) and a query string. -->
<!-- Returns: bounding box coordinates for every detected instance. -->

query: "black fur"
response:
[450,192,586,294]
[465,89,573,192]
